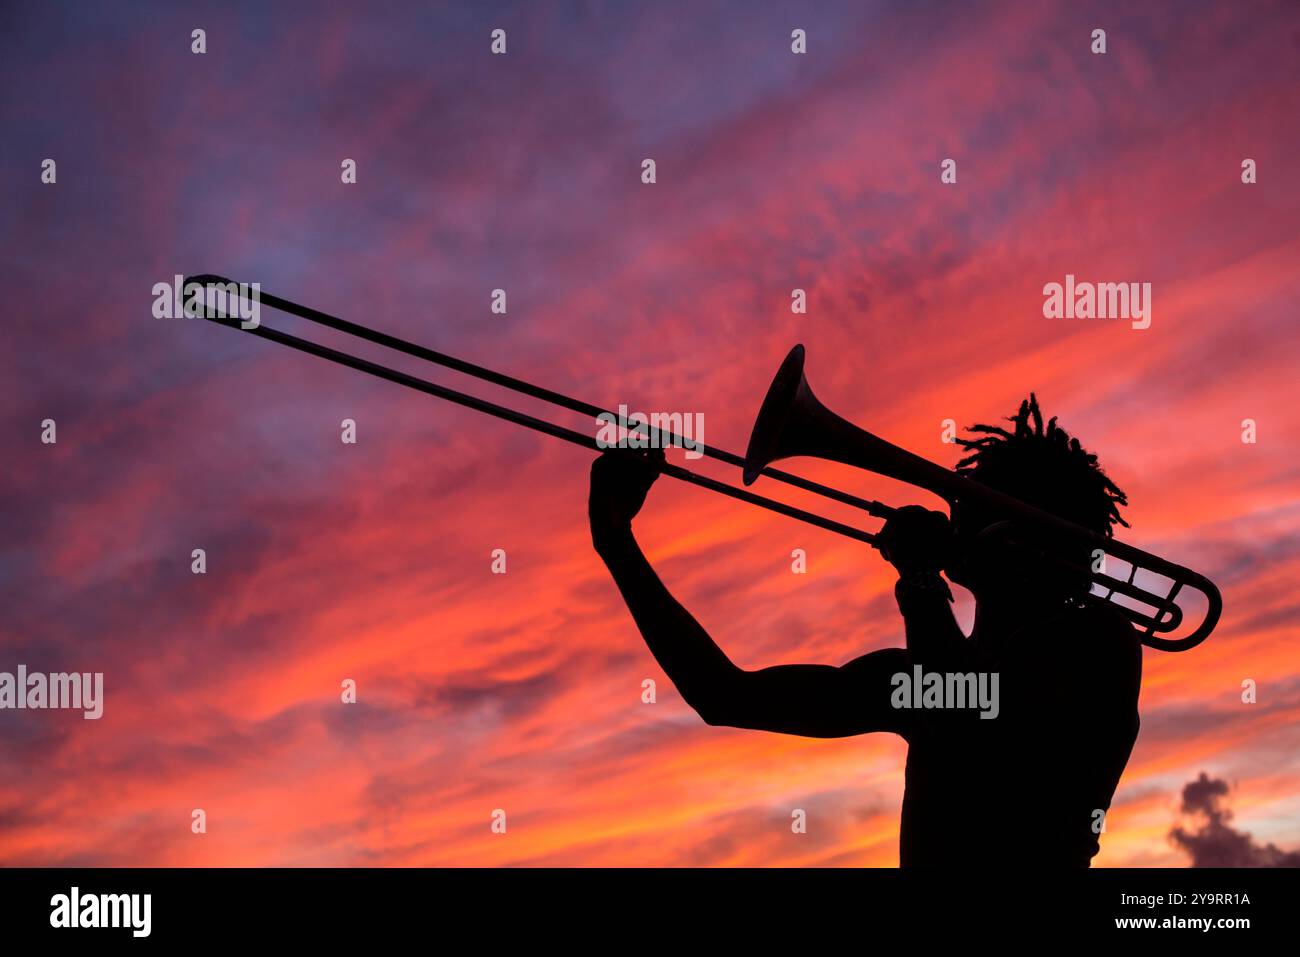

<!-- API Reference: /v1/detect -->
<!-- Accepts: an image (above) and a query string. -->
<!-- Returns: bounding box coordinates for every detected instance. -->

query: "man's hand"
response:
[589,448,664,546]
[877,505,952,577]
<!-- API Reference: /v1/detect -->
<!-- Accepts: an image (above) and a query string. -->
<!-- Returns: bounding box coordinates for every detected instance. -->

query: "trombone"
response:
[184,276,1222,652]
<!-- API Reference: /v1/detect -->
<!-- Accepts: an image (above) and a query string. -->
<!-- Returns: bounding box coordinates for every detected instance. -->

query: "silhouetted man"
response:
[589,394,1141,866]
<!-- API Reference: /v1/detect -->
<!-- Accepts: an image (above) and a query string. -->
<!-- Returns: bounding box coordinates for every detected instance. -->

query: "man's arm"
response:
[878,505,971,671]
[590,449,910,739]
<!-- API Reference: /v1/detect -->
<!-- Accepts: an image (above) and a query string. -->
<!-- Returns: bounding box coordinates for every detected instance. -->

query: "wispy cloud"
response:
[2,0,1298,866]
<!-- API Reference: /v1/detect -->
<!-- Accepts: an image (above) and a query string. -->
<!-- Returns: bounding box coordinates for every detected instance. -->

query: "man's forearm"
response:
[895,571,970,669]
[594,524,742,714]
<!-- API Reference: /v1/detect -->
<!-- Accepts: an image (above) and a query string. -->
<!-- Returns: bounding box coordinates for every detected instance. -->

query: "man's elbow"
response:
[682,677,748,728]
[696,705,738,728]
[688,695,740,728]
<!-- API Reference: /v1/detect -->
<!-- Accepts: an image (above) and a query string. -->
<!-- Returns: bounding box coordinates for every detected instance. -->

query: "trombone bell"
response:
[743,345,960,500]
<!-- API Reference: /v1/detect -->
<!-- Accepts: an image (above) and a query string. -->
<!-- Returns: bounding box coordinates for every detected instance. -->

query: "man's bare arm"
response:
[591,450,910,739]
[878,505,971,670]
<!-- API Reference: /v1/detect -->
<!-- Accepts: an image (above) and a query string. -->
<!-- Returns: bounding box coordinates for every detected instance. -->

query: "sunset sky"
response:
[2,0,1298,867]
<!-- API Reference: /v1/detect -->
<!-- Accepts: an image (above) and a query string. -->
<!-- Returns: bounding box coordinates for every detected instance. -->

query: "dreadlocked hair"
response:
[953,393,1129,537]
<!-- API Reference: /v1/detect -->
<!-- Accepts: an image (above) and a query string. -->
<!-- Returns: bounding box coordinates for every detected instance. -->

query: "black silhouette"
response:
[187,281,1182,864]
[590,395,1142,867]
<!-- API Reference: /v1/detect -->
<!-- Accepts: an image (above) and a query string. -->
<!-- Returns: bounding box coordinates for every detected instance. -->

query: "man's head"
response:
[944,393,1128,597]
